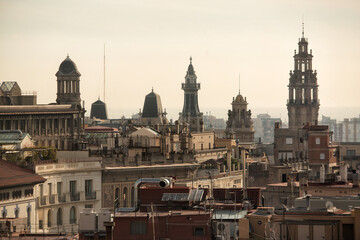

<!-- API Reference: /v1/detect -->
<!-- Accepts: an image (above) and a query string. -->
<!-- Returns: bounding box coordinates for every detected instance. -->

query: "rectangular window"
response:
[316,137,320,145]
[39,220,43,229]
[285,138,293,145]
[320,153,325,160]
[48,183,52,196]
[193,227,205,236]
[346,150,356,156]
[85,180,93,196]
[131,222,147,235]
[57,182,62,195]
[85,204,93,209]
[70,181,77,196]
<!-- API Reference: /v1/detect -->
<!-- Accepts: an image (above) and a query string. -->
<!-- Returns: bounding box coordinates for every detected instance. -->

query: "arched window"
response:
[131,187,135,207]
[115,188,120,209]
[70,206,76,224]
[2,210,6,218]
[123,187,128,207]
[47,210,51,228]
[57,208,62,225]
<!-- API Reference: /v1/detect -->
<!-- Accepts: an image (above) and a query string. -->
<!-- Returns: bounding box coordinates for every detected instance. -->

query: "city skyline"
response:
[0,0,359,121]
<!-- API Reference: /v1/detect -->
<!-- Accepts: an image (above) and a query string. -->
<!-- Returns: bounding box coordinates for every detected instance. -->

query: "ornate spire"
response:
[190,56,192,64]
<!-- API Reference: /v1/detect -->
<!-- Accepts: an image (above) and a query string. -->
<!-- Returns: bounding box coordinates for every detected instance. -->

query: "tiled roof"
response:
[0,159,46,189]
[0,104,81,115]
[0,130,27,144]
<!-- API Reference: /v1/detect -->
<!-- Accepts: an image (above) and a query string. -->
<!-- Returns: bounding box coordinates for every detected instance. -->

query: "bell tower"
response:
[56,55,81,105]
[179,57,203,132]
[287,24,319,129]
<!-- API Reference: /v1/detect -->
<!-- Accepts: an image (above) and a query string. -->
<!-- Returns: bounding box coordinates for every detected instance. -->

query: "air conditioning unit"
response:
[98,208,111,232]
[79,208,96,232]
[217,222,230,239]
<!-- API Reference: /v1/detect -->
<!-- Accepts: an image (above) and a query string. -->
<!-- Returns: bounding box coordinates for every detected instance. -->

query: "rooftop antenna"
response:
[103,44,106,102]
[302,15,305,38]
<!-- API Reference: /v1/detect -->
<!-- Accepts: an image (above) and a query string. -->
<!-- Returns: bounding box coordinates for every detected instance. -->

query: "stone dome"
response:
[234,94,245,103]
[58,55,79,75]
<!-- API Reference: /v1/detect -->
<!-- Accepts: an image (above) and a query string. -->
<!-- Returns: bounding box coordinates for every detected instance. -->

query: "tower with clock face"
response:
[56,55,81,105]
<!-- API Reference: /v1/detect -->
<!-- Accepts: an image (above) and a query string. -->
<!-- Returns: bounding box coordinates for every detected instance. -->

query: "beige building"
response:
[246,207,360,240]
[34,151,102,234]
[337,142,360,170]
[0,56,85,150]
[0,159,45,234]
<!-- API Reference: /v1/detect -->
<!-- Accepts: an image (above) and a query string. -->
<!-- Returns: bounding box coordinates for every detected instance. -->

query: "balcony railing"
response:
[85,191,97,200]
[41,196,47,205]
[58,194,66,203]
[49,195,55,204]
[70,192,80,202]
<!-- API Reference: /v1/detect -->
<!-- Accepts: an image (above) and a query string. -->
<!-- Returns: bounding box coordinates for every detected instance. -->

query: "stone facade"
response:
[34,152,102,234]
[225,93,254,142]
[0,104,84,149]
[56,55,81,105]
[179,57,203,132]
[287,31,319,129]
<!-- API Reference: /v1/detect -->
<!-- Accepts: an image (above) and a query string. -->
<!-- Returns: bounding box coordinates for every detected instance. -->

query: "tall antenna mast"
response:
[302,15,305,38]
[103,44,106,102]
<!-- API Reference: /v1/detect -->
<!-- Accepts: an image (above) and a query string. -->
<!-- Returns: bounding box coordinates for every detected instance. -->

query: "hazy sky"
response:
[0,0,359,120]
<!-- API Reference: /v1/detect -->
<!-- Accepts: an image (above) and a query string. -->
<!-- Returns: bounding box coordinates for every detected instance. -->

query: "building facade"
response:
[0,159,45,234]
[34,151,102,234]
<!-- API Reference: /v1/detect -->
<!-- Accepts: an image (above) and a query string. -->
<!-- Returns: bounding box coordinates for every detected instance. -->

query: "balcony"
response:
[58,194,66,203]
[40,196,47,205]
[70,192,80,202]
[85,191,97,200]
[49,195,56,204]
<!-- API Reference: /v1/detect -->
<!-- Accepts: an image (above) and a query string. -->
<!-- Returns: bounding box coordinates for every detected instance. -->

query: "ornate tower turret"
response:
[179,57,203,132]
[287,25,319,129]
[56,55,81,105]
[225,92,254,142]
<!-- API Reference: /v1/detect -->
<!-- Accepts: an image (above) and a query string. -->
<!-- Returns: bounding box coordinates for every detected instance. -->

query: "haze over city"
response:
[0,0,359,121]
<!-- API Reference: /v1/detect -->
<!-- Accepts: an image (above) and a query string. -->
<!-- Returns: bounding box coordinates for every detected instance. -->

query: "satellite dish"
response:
[325,201,333,210]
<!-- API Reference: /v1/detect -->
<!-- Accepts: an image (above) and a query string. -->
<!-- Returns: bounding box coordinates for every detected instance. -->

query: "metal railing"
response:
[49,195,56,204]
[70,192,80,201]
[40,196,47,205]
[85,191,97,200]
[58,194,66,203]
